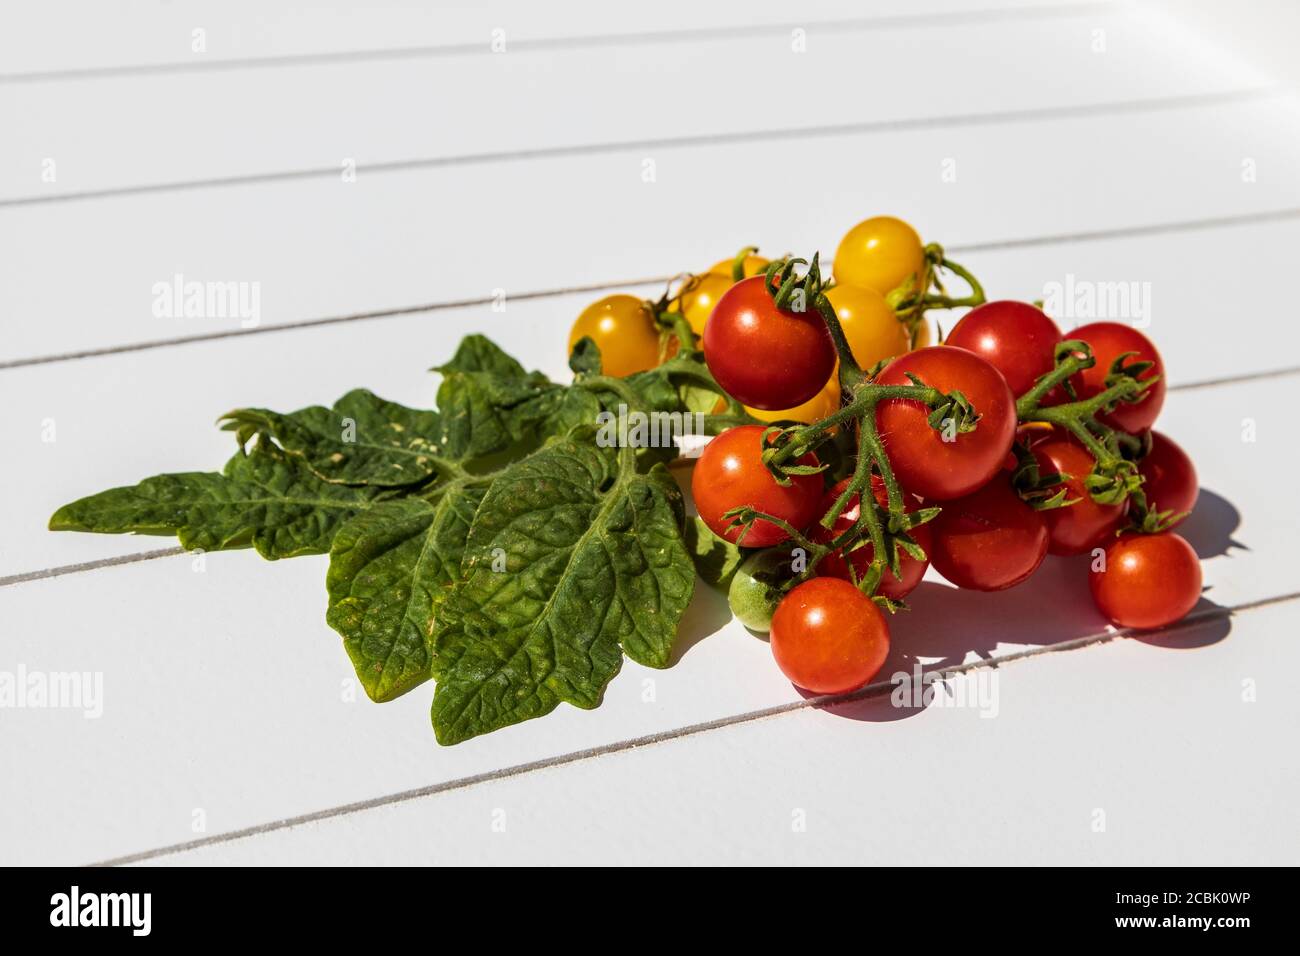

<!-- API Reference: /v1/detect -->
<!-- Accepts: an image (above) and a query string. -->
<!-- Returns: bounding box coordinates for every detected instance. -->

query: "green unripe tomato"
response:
[728,548,797,632]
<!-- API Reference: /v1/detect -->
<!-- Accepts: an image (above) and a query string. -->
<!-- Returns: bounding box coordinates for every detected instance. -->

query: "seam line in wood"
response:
[0,87,1277,210]
[0,547,185,589]
[3,203,1299,372]
[7,361,1296,588]
[85,589,1300,867]
[0,2,1119,85]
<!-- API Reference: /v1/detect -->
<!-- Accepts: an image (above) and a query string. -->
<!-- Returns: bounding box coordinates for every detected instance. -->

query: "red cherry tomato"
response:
[1138,431,1198,526]
[928,476,1048,591]
[703,276,836,410]
[944,300,1062,397]
[692,425,822,548]
[812,476,932,600]
[874,346,1017,501]
[1089,533,1201,628]
[769,578,890,694]
[1066,322,1166,433]
[1031,435,1126,556]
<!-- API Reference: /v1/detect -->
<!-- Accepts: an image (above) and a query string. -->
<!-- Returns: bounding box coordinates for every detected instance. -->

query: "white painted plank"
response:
[4,4,1258,201]
[144,599,1300,865]
[1,214,1295,577]
[2,95,1298,363]
[0,0,1077,77]
[2,0,1295,870]
[0,374,1290,865]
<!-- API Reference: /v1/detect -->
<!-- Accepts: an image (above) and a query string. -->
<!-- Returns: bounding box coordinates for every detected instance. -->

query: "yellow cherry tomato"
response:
[677,272,733,336]
[825,284,909,369]
[567,294,660,377]
[708,254,770,280]
[744,377,841,425]
[833,216,925,296]
[911,319,932,348]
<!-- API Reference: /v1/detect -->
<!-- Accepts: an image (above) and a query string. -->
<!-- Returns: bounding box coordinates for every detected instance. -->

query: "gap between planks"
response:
[0,86,1279,209]
[86,587,1300,867]
[0,2,1120,84]
[4,355,1298,592]
[2,204,1299,372]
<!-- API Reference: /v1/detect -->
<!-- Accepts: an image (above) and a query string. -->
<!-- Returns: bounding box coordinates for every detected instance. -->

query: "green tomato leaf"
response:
[428,434,694,745]
[622,366,690,417]
[431,334,565,462]
[498,383,604,448]
[436,335,706,470]
[221,389,445,487]
[679,381,722,415]
[49,441,385,559]
[433,333,533,380]
[434,370,554,462]
[48,332,724,746]
[326,483,488,702]
[567,336,603,376]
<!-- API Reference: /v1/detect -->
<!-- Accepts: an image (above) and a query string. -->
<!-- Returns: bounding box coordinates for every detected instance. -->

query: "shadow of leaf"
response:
[669,579,734,665]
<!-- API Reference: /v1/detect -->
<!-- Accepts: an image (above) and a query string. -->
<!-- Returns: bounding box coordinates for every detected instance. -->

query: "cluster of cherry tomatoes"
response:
[567,217,1202,699]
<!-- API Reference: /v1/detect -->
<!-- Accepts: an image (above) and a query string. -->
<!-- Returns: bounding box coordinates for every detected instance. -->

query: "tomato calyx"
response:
[1012,339,1171,533]
[908,372,980,435]
[716,406,943,614]
[1123,431,1194,534]
[1017,340,1158,420]
[756,253,871,391]
[653,246,775,356]
[836,506,935,613]
[727,371,964,607]
[759,373,982,490]
[703,257,998,608]
[719,491,934,616]
[1136,505,1191,535]
[650,276,705,353]
[1009,443,1078,512]
[1103,350,1158,395]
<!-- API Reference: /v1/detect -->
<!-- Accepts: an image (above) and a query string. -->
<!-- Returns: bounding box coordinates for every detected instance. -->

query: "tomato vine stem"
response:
[1013,339,1167,525]
[889,243,987,345]
[728,245,760,283]
[740,248,994,603]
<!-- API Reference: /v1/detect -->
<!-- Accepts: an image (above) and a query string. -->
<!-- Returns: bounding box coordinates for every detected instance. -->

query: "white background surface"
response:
[1,0,1297,866]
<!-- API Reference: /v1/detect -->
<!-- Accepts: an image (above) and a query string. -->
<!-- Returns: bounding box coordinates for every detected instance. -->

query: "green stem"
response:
[657,354,759,423]
[1018,377,1146,460]
[1014,343,1160,526]
[579,374,645,410]
[723,248,993,599]
[846,426,887,573]
[657,308,697,357]
[426,457,472,483]
[1014,341,1093,411]
[889,247,986,345]
[723,507,822,555]
[1024,405,1110,461]
[859,418,906,521]
[730,245,759,283]
[920,255,985,310]
[815,296,867,388]
[765,383,943,470]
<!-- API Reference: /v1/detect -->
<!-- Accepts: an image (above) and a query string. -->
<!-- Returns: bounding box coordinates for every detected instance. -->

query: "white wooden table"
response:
[2,0,1298,865]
